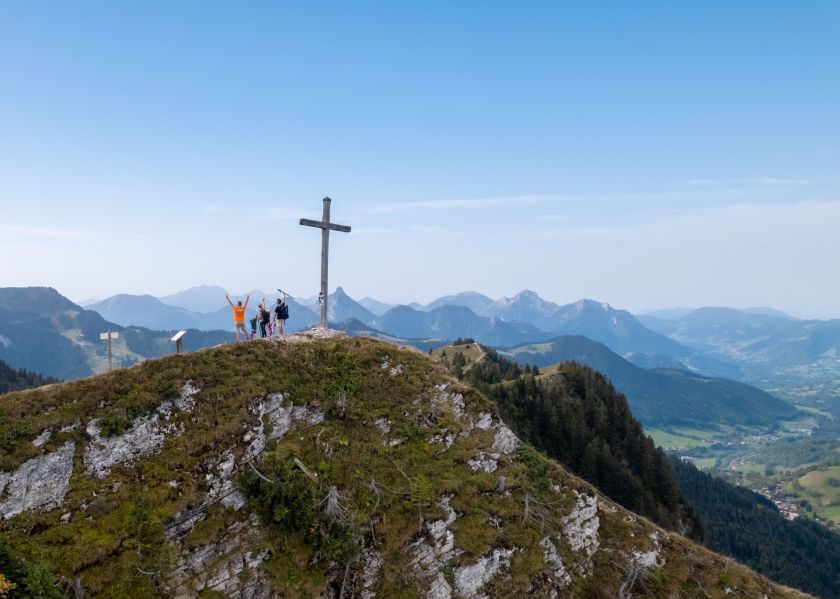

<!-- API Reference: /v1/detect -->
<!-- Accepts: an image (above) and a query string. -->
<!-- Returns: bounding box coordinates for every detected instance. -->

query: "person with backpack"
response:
[226,294,249,342]
[274,297,290,336]
[258,302,271,338]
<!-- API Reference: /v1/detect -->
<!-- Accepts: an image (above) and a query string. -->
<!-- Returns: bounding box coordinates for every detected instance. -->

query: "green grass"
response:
[796,466,840,509]
[646,428,714,450]
[793,405,834,419]
[0,337,807,599]
[819,504,840,525]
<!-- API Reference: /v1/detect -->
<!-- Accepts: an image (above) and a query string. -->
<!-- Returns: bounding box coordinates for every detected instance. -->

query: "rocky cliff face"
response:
[0,333,811,598]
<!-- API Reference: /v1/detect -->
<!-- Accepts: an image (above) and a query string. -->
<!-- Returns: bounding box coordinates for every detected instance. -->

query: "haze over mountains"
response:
[71,284,840,408]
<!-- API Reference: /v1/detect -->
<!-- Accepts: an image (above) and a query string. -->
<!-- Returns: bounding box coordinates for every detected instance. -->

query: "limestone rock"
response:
[491,424,519,455]
[411,495,461,583]
[468,452,499,473]
[539,536,571,589]
[171,519,271,598]
[453,547,516,598]
[31,430,51,447]
[0,442,75,519]
[360,547,384,599]
[85,416,165,478]
[175,381,201,412]
[473,413,493,431]
[562,491,600,558]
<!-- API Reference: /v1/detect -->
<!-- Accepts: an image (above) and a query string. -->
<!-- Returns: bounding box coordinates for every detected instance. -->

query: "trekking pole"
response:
[277,288,294,300]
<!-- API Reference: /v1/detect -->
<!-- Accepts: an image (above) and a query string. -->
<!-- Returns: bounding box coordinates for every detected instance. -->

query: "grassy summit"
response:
[0,335,810,598]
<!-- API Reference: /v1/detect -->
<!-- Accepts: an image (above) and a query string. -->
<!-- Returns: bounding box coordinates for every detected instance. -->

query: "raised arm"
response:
[226,294,233,307]
[244,295,250,307]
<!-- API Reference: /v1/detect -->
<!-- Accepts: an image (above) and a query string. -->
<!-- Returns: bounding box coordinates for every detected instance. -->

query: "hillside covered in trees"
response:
[0,360,58,395]
[449,344,702,538]
[439,342,840,599]
[672,458,840,599]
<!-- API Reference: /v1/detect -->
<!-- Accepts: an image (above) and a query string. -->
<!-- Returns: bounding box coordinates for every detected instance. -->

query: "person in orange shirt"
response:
[226,294,250,341]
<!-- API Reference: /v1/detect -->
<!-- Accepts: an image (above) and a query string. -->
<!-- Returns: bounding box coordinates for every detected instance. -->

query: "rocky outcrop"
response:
[411,495,461,597]
[170,516,271,599]
[85,415,166,478]
[468,452,499,473]
[562,491,600,558]
[245,393,324,460]
[491,424,518,455]
[359,547,384,599]
[86,382,201,478]
[453,547,517,598]
[0,442,75,519]
[539,536,571,591]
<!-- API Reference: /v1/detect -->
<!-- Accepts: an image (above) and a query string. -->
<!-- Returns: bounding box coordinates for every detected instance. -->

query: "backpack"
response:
[261,308,270,324]
[280,304,289,320]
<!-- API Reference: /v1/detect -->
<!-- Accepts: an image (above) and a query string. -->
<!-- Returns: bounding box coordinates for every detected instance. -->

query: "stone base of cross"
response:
[300,197,351,329]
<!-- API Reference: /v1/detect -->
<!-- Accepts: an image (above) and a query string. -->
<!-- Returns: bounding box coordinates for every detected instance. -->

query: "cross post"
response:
[300,197,351,329]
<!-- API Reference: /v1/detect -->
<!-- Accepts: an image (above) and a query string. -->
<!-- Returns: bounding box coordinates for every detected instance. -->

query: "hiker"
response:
[249,313,259,339]
[226,294,249,341]
[259,302,271,338]
[275,297,290,336]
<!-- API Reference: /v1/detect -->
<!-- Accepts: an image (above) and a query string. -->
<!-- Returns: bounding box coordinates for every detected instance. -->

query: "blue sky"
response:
[1,2,838,317]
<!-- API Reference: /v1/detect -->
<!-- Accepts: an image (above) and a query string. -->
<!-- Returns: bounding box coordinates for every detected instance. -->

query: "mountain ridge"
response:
[0,335,809,598]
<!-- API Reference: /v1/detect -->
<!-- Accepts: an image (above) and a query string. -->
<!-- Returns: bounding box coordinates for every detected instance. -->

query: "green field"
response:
[647,427,715,450]
[820,505,840,524]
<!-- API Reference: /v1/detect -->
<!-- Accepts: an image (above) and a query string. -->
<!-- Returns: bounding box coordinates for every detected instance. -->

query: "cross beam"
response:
[299,197,351,329]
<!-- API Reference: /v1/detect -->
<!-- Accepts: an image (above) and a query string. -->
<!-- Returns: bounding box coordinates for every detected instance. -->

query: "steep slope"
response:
[672,458,840,598]
[501,336,799,430]
[0,336,806,598]
[327,287,377,325]
[0,287,234,378]
[444,344,701,537]
[426,291,495,313]
[373,305,552,347]
[0,287,116,379]
[0,360,59,394]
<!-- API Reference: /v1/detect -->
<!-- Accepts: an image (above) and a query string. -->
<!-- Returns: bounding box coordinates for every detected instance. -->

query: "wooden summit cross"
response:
[300,197,351,329]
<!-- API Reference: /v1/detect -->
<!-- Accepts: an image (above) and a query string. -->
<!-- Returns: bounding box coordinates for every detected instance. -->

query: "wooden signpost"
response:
[99,331,119,371]
[300,197,351,329]
[171,330,187,354]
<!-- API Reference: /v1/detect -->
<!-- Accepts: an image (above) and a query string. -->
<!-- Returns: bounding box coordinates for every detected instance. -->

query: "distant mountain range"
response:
[88,292,318,333]
[640,308,840,407]
[69,284,840,412]
[0,287,232,379]
[2,286,813,435]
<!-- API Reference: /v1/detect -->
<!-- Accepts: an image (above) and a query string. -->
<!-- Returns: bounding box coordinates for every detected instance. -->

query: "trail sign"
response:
[99,331,119,370]
[299,197,351,329]
[171,330,187,354]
